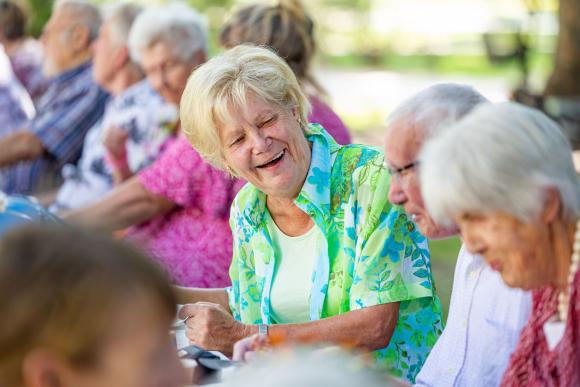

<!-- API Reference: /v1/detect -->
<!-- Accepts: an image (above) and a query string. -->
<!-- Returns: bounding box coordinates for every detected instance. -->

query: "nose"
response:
[461,224,486,255]
[388,176,407,205]
[250,129,272,154]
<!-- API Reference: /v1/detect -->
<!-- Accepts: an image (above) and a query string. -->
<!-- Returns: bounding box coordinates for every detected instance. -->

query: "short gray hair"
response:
[128,3,207,64]
[102,2,142,47]
[420,102,580,225]
[386,83,489,139]
[54,0,101,42]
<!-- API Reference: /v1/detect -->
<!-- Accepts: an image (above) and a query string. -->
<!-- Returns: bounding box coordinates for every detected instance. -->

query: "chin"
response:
[501,273,527,290]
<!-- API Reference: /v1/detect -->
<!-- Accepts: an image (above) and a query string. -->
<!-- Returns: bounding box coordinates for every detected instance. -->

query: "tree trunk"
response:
[544,0,580,96]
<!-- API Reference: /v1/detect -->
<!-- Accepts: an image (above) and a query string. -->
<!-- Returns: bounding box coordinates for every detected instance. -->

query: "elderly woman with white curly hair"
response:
[66,4,243,288]
[420,102,580,386]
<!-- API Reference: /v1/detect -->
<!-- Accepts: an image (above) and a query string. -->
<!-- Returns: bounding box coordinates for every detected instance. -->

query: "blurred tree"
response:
[187,0,233,9]
[26,0,53,37]
[544,0,580,96]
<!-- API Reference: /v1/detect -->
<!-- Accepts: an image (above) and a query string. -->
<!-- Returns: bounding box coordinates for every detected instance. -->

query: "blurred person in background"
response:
[0,0,108,195]
[420,102,580,386]
[0,0,48,102]
[0,225,187,387]
[65,3,243,288]
[0,43,34,136]
[46,2,177,212]
[383,84,531,387]
[176,45,442,384]
[219,0,351,145]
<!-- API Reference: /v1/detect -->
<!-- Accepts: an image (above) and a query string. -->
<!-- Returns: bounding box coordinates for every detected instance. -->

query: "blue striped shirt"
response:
[0,61,109,194]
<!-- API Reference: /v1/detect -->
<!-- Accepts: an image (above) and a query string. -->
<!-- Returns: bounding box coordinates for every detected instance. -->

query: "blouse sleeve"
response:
[137,136,209,207]
[349,154,435,309]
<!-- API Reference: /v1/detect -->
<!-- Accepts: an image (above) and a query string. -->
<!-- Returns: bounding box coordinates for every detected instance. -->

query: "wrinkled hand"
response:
[103,126,129,160]
[179,302,251,356]
[233,333,270,362]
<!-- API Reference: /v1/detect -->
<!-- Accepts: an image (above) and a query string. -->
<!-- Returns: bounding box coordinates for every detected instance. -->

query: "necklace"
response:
[557,219,580,322]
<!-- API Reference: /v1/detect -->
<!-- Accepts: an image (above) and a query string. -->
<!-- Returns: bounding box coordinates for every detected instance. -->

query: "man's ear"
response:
[113,46,130,70]
[22,349,68,387]
[192,49,207,69]
[69,25,91,52]
[540,187,561,223]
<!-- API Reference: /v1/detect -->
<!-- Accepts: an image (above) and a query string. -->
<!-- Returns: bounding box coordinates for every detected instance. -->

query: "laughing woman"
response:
[420,102,580,386]
[174,45,442,383]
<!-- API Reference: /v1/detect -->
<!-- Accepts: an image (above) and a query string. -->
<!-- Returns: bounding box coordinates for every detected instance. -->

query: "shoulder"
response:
[331,144,386,189]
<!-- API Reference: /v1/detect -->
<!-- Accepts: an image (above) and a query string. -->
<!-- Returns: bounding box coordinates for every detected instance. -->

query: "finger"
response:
[233,337,253,362]
[178,303,204,319]
[178,302,218,319]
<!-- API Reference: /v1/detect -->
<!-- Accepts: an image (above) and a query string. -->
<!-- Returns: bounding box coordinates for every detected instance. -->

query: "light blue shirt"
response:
[415,245,532,387]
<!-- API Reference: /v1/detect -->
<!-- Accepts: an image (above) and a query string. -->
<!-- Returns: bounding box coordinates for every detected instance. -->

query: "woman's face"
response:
[218,93,311,199]
[140,42,199,105]
[58,293,187,387]
[456,211,555,290]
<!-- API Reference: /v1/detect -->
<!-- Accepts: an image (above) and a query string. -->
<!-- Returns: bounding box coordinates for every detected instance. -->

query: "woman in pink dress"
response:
[219,0,351,145]
[66,5,242,287]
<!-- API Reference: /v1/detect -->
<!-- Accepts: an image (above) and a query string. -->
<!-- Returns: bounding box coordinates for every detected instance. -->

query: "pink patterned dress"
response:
[126,135,244,287]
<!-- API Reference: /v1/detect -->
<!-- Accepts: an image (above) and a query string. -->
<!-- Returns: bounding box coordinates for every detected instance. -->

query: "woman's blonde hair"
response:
[0,225,176,386]
[180,44,311,170]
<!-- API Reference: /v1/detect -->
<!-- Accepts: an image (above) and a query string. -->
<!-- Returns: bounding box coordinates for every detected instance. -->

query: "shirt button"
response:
[447,367,454,374]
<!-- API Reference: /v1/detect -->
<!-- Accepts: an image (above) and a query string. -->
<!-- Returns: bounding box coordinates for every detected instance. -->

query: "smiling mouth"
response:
[256,150,285,169]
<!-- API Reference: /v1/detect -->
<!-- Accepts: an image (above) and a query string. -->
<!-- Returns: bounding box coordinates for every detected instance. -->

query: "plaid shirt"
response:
[0,45,34,136]
[0,61,109,194]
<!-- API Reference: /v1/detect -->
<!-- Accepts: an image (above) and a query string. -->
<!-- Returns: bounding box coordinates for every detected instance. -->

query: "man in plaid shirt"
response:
[0,1,108,194]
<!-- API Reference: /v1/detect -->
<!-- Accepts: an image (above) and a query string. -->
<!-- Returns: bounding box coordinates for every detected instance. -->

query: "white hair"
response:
[420,102,580,226]
[54,0,102,42]
[102,2,143,47]
[128,3,207,64]
[386,83,489,139]
[221,346,393,387]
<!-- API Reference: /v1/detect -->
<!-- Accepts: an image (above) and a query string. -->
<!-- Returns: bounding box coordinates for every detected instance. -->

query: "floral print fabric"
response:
[226,124,442,382]
[127,135,245,287]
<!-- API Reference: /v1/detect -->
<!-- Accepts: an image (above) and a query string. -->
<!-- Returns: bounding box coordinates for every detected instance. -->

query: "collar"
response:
[52,61,92,84]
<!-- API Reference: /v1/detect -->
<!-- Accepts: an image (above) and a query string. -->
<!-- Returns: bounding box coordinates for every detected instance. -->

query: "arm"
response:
[35,189,59,207]
[64,176,175,232]
[268,302,399,350]
[0,130,45,167]
[179,302,399,356]
[103,126,134,185]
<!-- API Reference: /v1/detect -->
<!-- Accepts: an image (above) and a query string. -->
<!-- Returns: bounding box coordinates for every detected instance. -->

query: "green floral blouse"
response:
[226,124,442,382]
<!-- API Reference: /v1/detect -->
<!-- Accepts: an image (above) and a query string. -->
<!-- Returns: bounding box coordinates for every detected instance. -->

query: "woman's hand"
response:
[233,334,269,362]
[103,126,129,161]
[179,302,255,356]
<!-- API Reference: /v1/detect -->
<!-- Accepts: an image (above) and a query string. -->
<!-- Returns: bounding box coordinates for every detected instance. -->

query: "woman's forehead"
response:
[215,94,279,128]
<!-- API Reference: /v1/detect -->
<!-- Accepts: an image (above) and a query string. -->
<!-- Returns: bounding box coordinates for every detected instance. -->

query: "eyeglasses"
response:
[383,160,420,180]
